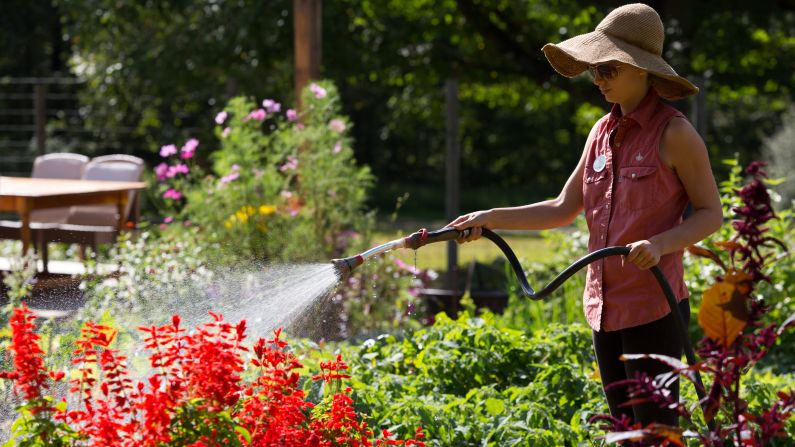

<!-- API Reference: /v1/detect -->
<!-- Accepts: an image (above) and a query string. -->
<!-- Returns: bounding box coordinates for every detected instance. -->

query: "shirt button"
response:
[631,173,637,178]
[605,204,609,209]
[600,235,605,240]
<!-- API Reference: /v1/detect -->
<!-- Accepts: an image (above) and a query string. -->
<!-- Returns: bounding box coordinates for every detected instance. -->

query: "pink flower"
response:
[219,164,240,186]
[245,108,267,122]
[262,99,281,113]
[215,111,228,125]
[328,119,346,133]
[296,123,305,130]
[219,172,239,185]
[280,190,293,198]
[164,216,174,224]
[180,138,198,159]
[222,127,231,138]
[166,166,178,178]
[286,109,297,121]
[333,142,342,154]
[310,83,327,99]
[155,162,169,181]
[252,168,264,178]
[279,156,298,172]
[174,163,189,174]
[160,144,177,157]
[163,189,182,200]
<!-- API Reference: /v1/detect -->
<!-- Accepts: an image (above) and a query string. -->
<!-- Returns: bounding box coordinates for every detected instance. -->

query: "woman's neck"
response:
[619,86,651,116]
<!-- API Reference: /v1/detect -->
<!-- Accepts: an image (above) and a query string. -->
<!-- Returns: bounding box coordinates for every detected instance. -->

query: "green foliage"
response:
[329,313,606,446]
[47,1,793,213]
[497,216,590,333]
[181,81,374,262]
[56,0,294,150]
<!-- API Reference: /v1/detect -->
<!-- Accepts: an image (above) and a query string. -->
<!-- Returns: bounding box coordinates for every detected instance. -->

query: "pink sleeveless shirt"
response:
[582,89,689,332]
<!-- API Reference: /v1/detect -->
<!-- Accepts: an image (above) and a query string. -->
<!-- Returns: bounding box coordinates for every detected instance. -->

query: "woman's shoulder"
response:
[659,115,706,168]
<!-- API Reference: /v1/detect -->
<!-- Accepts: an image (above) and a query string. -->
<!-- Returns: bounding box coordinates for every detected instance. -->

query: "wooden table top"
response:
[0,176,147,198]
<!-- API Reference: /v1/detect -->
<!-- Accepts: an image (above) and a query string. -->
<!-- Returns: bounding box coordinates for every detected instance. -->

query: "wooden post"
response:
[294,0,322,112]
[445,79,460,288]
[34,83,47,156]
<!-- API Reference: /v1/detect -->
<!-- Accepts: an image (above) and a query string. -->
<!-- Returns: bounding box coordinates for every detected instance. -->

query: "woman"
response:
[447,3,722,426]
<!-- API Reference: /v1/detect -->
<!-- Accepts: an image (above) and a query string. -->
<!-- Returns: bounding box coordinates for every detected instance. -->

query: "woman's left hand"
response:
[623,240,663,270]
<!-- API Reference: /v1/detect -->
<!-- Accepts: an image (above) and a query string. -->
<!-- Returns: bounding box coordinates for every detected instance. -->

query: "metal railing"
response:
[0,77,144,176]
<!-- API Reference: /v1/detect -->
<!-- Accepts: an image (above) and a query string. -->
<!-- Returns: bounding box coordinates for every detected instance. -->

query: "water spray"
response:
[332,225,715,430]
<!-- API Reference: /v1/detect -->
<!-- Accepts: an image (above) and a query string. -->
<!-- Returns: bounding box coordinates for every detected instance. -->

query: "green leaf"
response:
[235,425,252,443]
[484,398,505,416]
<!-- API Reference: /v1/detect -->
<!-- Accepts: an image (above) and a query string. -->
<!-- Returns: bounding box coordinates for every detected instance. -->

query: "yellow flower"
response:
[259,204,277,215]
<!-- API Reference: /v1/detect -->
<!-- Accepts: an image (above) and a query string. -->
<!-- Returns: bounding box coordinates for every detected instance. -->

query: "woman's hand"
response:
[623,239,663,270]
[446,210,493,244]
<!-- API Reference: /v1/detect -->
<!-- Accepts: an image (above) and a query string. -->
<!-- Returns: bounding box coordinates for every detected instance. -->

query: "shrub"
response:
[154,80,374,263]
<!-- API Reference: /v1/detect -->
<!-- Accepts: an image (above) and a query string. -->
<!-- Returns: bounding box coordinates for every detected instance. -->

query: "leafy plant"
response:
[179,80,374,263]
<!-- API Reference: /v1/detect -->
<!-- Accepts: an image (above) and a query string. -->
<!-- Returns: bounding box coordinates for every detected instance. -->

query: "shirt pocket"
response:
[617,165,659,211]
[583,168,608,184]
[583,168,609,213]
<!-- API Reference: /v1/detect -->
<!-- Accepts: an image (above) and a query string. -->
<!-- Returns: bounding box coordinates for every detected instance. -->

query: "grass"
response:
[371,228,554,272]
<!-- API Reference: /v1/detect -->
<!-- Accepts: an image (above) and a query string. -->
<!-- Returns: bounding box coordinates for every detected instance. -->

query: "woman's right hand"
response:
[445,210,493,244]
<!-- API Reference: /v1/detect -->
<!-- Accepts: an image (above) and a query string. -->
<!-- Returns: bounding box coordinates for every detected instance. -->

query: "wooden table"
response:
[0,177,147,254]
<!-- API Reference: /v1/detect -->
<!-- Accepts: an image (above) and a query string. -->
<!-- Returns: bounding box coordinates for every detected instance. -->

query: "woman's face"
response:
[590,62,649,104]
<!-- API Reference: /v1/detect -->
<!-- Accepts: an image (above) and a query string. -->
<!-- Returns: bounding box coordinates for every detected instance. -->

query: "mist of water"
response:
[0,261,343,440]
[161,262,341,339]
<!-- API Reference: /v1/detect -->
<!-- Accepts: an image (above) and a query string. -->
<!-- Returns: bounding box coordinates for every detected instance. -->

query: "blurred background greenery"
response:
[2,0,793,219]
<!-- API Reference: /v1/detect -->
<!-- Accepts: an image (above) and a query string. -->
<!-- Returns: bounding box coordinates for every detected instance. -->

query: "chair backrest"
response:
[83,154,145,182]
[32,153,89,179]
[67,155,145,227]
[29,153,90,223]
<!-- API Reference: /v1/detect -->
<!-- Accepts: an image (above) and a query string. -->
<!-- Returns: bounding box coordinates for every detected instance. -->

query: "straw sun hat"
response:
[542,3,698,100]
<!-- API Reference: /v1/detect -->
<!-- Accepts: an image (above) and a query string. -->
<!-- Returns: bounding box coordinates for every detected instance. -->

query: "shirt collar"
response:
[608,88,660,129]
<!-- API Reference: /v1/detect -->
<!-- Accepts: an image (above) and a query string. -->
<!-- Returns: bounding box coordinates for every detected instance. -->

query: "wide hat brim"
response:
[542,30,698,101]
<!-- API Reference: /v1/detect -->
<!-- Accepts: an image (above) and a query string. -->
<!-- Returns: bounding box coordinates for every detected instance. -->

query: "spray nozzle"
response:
[331,255,364,281]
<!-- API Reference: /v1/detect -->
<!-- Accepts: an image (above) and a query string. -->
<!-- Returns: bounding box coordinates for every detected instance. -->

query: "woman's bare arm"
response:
[447,124,596,240]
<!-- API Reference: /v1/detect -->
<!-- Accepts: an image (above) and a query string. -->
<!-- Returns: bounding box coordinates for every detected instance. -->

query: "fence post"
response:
[445,78,460,288]
[293,0,322,113]
[34,83,47,156]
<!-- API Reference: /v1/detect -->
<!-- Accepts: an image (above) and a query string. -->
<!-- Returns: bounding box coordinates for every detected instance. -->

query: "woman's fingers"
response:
[624,242,659,270]
[457,225,482,244]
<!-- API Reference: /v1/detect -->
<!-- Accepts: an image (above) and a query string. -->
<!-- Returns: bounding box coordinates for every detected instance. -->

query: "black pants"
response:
[592,299,690,426]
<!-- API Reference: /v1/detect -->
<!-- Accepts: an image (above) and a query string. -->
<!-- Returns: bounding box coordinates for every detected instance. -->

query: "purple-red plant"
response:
[592,162,795,446]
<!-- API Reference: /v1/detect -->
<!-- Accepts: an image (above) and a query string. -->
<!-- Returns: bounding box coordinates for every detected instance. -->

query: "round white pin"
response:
[593,154,607,172]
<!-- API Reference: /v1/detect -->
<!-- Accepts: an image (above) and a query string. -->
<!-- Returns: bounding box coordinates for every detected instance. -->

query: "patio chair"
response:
[30,153,90,223]
[65,154,145,227]
[42,154,145,260]
[0,153,89,271]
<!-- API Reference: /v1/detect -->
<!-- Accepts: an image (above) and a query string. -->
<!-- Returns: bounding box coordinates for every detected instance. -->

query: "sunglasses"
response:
[588,63,621,81]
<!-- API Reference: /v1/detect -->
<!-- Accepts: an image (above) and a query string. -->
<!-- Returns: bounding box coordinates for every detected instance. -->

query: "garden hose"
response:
[332,226,714,430]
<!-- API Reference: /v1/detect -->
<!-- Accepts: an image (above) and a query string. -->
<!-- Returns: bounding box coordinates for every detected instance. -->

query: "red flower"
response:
[0,304,54,406]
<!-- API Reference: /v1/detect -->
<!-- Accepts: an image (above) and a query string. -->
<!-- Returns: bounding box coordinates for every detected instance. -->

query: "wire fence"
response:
[0,77,146,176]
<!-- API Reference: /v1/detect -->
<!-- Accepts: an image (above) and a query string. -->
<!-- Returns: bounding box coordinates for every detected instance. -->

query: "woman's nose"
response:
[592,75,605,86]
